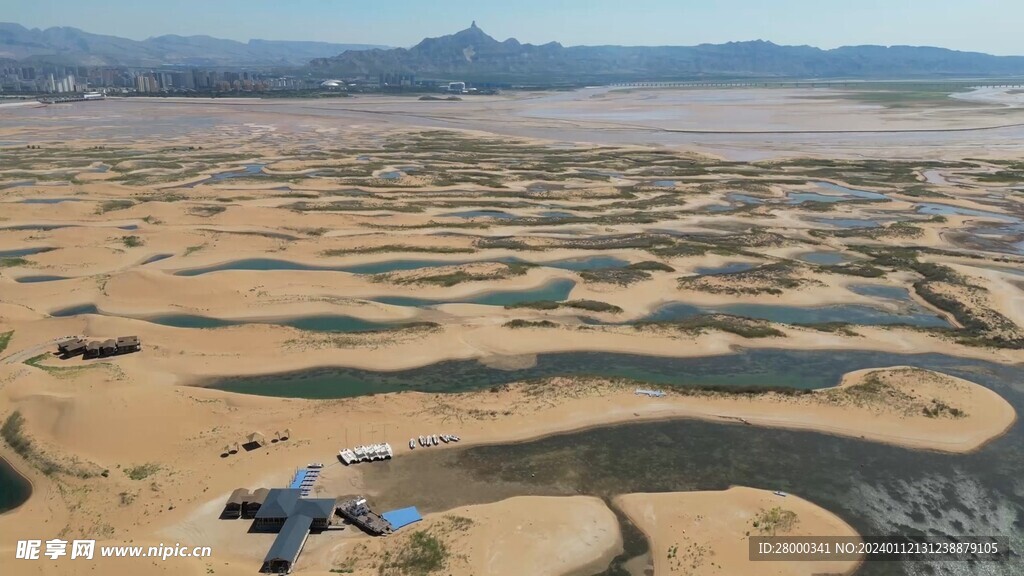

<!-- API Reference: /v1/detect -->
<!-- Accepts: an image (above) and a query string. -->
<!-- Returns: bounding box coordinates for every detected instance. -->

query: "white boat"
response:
[418,435,427,446]
[440,435,450,443]
[773,490,788,497]
[432,434,439,445]
[409,438,415,449]
[451,435,460,442]
[308,462,324,468]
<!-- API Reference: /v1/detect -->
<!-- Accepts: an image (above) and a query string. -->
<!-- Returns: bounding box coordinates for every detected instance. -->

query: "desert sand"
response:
[316,496,622,576]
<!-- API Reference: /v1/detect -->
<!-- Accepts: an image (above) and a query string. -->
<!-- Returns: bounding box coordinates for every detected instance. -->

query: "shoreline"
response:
[1,363,1013,527]
[382,375,1017,457]
[178,338,1024,384]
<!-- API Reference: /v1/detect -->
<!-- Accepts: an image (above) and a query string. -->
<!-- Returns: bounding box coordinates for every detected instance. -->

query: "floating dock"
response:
[337,498,392,535]
[289,464,322,497]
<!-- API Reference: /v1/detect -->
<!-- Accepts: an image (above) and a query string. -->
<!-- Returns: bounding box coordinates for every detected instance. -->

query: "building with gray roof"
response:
[254,488,337,574]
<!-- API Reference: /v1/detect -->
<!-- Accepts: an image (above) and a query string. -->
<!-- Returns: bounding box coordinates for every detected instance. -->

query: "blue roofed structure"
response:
[262,515,313,574]
[381,506,423,531]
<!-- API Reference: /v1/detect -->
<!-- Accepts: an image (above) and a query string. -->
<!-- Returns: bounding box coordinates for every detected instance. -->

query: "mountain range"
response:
[6,21,1024,82]
[311,22,1024,83]
[0,23,385,67]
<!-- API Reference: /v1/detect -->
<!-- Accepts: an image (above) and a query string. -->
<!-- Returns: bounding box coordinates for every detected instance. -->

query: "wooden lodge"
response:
[84,341,102,359]
[100,339,117,356]
[224,487,270,519]
[116,335,141,353]
[63,335,141,359]
[57,338,87,358]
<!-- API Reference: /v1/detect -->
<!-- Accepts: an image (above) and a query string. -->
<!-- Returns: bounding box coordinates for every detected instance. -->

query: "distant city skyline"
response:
[9,0,1024,56]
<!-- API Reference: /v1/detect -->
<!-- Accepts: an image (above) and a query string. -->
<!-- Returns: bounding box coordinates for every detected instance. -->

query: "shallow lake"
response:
[182,163,267,188]
[372,278,576,308]
[0,246,54,258]
[49,304,405,332]
[16,197,83,204]
[205,348,994,400]
[141,253,173,265]
[725,192,765,205]
[916,202,1020,223]
[795,250,855,265]
[1,224,74,231]
[175,258,336,276]
[644,301,950,328]
[693,262,757,275]
[813,181,890,200]
[14,275,69,283]
[809,217,881,229]
[0,458,32,514]
[442,209,518,219]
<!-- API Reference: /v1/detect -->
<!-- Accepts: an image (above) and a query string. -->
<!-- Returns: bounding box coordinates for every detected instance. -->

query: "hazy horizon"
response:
[8,0,1024,56]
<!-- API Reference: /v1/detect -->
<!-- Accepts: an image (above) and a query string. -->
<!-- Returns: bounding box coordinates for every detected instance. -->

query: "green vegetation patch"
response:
[628,260,676,272]
[678,262,813,296]
[636,314,785,339]
[23,353,108,378]
[96,199,135,214]
[816,263,886,278]
[923,399,966,419]
[507,299,623,314]
[2,411,101,477]
[124,462,161,480]
[0,257,30,268]
[384,262,533,287]
[579,267,652,286]
[378,530,450,576]
[121,235,144,248]
[189,205,227,217]
[321,245,474,257]
[752,507,798,536]
[504,319,559,329]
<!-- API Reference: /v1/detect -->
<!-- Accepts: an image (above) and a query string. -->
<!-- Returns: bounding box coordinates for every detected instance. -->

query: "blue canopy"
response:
[382,506,422,530]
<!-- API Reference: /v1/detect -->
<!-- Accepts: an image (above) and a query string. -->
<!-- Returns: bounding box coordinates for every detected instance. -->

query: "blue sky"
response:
[10,0,1024,55]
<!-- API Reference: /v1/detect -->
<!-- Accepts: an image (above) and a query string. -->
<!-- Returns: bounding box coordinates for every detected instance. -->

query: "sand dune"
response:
[616,487,861,576]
